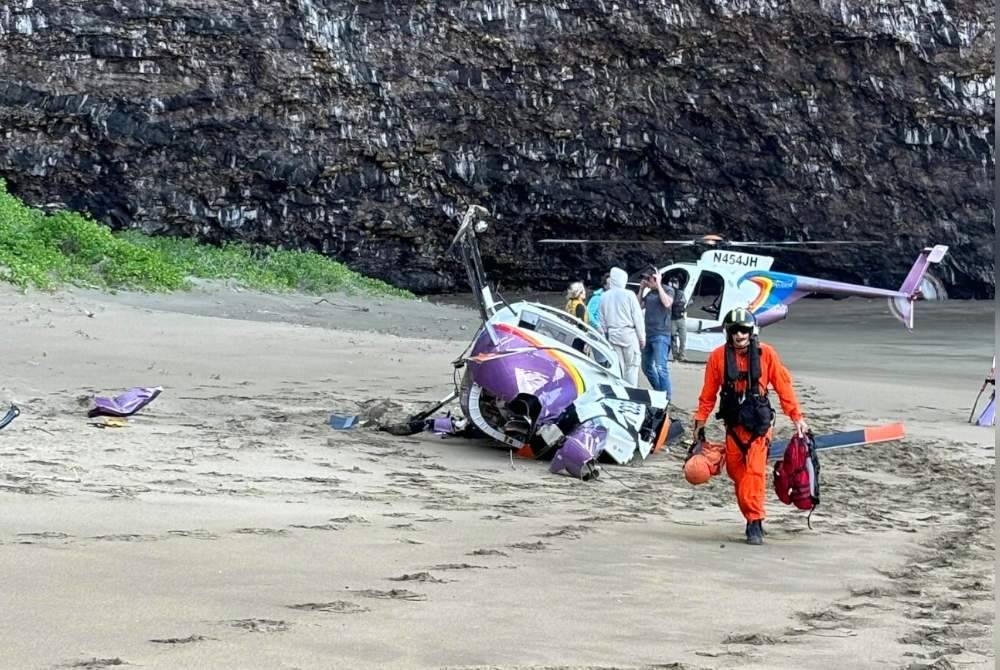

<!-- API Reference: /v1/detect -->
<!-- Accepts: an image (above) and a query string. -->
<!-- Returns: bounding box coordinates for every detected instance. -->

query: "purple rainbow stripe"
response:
[489,323,586,394]
[740,271,801,314]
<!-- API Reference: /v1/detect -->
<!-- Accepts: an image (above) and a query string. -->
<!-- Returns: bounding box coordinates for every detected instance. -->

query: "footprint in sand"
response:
[834,600,888,613]
[289,522,343,531]
[0,481,53,495]
[795,607,853,630]
[389,572,451,584]
[232,528,288,537]
[722,632,780,645]
[353,589,427,601]
[16,531,72,542]
[149,634,214,644]
[328,515,369,524]
[166,529,219,540]
[427,563,487,571]
[538,525,593,540]
[507,541,549,552]
[578,512,645,523]
[90,534,158,542]
[63,658,128,668]
[287,601,370,614]
[226,618,290,633]
[299,476,343,485]
[695,648,761,660]
[467,549,508,557]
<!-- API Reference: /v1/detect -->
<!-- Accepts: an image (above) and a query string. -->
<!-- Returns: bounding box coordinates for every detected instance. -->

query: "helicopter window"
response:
[517,305,616,371]
[533,314,581,347]
[518,310,539,332]
[689,271,725,318]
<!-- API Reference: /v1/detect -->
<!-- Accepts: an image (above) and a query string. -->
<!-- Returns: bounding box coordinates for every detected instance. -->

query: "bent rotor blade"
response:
[768,423,905,460]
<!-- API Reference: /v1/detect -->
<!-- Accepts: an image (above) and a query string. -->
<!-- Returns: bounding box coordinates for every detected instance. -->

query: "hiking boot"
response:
[746,520,764,545]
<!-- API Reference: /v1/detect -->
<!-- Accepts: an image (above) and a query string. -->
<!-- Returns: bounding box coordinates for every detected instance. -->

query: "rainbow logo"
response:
[746,275,774,313]
[494,323,586,394]
[740,271,800,314]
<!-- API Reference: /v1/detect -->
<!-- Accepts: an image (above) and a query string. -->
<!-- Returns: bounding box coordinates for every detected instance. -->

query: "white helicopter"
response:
[539,235,949,353]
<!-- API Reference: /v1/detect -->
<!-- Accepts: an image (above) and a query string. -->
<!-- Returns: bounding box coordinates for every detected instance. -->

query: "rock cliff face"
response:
[0,0,994,296]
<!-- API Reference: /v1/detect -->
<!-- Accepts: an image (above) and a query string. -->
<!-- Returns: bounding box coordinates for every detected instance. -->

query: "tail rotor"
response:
[888,245,949,329]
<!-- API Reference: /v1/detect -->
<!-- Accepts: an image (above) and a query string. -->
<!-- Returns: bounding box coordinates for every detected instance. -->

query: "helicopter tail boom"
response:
[743,244,948,330]
[449,205,497,329]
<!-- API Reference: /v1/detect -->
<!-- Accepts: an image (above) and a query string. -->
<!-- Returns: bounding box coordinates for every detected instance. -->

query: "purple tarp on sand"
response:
[89,386,163,418]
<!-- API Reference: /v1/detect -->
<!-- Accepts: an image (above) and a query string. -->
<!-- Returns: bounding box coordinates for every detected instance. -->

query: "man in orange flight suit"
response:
[692,307,809,545]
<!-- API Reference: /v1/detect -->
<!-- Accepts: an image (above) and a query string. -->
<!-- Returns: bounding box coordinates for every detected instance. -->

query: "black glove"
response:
[685,427,706,462]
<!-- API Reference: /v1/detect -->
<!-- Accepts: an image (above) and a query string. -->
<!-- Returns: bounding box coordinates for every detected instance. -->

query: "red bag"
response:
[773,433,820,522]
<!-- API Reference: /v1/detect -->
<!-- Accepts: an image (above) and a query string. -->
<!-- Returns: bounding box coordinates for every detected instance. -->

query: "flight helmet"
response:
[722,307,759,339]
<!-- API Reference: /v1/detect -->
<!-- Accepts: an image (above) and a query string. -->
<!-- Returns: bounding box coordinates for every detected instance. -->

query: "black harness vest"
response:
[716,338,775,451]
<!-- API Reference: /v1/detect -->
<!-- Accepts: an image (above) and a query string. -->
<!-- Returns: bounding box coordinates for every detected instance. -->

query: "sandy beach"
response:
[0,284,993,670]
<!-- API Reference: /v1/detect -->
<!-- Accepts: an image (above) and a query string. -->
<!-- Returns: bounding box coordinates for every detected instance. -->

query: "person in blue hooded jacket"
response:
[586,273,610,331]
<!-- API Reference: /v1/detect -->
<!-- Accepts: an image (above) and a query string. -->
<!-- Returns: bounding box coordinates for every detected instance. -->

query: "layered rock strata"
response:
[0,0,993,296]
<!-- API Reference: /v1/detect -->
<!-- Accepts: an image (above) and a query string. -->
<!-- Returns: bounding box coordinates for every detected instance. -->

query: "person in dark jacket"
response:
[639,267,673,399]
[668,275,687,362]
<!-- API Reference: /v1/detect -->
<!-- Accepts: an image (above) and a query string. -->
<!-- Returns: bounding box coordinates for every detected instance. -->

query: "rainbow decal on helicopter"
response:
[741,272,801,314]
[492,322,587,395]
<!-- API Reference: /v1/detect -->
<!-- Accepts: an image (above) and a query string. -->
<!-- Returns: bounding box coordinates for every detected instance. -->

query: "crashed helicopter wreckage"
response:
[335,205,683,480]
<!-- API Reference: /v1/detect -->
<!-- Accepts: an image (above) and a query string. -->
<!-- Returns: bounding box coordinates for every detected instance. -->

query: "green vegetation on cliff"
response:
[0,180,410,297]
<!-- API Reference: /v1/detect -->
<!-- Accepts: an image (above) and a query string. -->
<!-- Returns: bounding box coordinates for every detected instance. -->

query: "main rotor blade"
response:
[537,239,696,245]
[742,245,824,254]
[537,238,882,248]
[725,240,882,247]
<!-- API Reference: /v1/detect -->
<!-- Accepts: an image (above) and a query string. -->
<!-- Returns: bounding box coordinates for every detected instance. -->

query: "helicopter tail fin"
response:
[888,245,949,329]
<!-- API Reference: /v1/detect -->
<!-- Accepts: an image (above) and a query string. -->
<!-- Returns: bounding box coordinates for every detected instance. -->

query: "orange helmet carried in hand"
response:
[683,439,726,485]
[684,454,714,485]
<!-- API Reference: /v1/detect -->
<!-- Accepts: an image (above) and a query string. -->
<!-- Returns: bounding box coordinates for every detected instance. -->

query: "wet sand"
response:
[0,284,992,669]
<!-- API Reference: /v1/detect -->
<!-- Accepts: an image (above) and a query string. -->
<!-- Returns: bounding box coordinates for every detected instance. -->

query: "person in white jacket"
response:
[598,266,646,385]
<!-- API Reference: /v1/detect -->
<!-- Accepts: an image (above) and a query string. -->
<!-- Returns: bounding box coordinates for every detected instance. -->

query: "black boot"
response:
[746,520,764,545]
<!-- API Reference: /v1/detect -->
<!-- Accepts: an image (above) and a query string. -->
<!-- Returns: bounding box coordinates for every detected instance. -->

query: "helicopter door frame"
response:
[684,267,728,353]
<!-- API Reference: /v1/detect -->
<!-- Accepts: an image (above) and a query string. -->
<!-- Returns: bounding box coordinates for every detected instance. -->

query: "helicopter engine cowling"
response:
[467,342,581,426]
[548,423,605,480]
